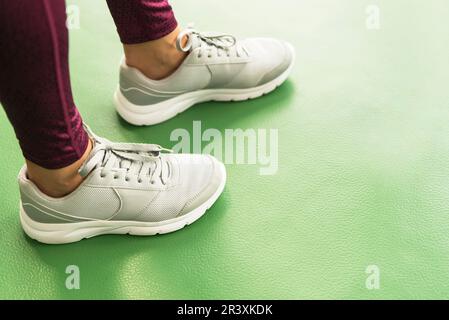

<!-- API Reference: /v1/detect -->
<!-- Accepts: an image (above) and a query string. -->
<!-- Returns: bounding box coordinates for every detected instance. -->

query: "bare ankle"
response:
[26,139,92,198]
[123,26,187,80]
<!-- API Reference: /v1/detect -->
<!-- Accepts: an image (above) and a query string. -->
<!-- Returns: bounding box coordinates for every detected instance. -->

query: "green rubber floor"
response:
[1,0,449,299]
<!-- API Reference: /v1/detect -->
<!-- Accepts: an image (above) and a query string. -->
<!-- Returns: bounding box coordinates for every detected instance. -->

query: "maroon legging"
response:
[0,0,177,169]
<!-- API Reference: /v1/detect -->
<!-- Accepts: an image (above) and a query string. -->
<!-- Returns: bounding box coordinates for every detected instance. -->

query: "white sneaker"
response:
[18,127,226,244]
[114,25,295,125]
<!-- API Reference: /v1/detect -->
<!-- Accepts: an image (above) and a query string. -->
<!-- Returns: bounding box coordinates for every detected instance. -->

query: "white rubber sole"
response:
[20,163,226,245]
[114,45,295,126]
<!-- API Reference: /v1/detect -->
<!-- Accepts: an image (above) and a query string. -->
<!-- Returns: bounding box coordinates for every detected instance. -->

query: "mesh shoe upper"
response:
[18,129,225,224]
[118,25,295,106]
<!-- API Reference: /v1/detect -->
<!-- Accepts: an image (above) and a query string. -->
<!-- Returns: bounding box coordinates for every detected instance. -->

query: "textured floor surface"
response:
[1,0,449,299]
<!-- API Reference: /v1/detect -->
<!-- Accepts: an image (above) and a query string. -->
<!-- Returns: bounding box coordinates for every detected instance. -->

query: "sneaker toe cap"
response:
[179,155,226,216]
[256,39,295,85]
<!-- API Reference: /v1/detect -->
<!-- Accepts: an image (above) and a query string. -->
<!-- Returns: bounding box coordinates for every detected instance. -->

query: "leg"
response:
[106,0,187,80]
[106,0,178,44]
[0,0,226,244]
[0,0,91,197]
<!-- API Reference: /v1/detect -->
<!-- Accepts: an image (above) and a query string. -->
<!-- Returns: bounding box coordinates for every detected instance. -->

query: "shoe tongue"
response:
[176,28,223,52]
[78,137,114,177]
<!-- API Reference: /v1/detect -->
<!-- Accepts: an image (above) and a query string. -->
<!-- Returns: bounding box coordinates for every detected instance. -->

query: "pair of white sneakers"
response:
[19,26,295,244]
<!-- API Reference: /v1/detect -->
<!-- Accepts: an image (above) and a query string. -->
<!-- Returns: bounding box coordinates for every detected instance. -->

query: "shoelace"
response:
[78,128,172,185]
[176,24,245,58]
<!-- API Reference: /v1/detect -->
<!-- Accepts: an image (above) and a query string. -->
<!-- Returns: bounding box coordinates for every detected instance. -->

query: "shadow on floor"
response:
[24,191,229,299]
[114,80,297,146]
